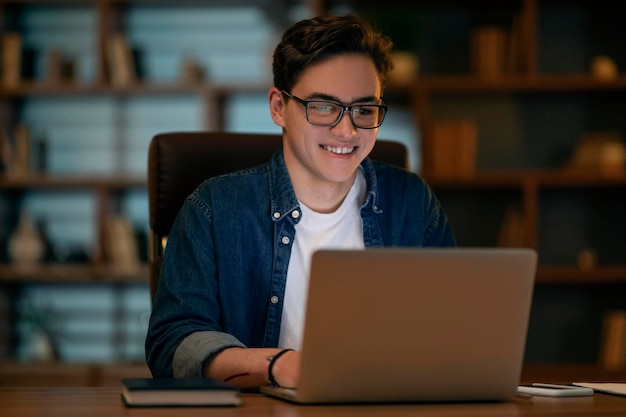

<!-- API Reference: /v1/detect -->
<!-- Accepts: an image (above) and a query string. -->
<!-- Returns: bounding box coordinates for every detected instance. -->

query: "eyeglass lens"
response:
[306,102,385,129]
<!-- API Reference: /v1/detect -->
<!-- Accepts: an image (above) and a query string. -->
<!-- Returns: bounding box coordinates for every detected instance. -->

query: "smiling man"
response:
[146,14,456,389]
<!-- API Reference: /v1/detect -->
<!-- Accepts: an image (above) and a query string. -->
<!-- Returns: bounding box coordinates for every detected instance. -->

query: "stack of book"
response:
[471,18,524,79]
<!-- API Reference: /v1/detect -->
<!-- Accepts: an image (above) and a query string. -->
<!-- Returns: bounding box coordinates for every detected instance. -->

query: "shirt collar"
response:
[267,149,381,222]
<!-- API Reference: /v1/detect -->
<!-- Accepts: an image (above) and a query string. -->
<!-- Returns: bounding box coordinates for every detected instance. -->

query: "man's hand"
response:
[269,349,300,388]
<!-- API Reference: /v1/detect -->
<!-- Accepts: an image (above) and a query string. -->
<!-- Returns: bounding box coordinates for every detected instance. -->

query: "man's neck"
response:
[289,170,357,214]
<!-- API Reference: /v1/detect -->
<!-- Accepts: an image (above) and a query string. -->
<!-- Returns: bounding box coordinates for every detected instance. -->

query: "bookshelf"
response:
[1,0,625,384]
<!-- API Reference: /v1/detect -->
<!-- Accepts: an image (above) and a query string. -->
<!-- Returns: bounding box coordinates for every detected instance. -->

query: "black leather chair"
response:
[147,131,408,302]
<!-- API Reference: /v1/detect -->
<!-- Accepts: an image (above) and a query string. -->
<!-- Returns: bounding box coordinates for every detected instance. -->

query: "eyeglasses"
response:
[281,90,387,129]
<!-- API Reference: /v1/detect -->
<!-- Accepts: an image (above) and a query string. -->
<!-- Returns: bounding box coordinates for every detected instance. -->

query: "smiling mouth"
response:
[321,145,356,155]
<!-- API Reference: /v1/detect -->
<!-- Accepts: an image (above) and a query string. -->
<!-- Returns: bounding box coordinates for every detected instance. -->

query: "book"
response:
[430,119,478,178]
[11,122,30,179]
[497,204,526,248]
[505,14,523,74]
[121,378,241,407]
[599,310,626,370]
[0,289,10,358]
[2,32,22,87]
[471,26,508,80]
[430,120,456,177]
[0,129,12,175]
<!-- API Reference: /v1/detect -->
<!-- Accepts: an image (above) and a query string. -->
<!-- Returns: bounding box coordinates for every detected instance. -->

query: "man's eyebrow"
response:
[306,92,380,104]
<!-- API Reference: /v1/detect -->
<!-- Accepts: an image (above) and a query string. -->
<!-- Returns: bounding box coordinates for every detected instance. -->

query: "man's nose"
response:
[330,108,357,138]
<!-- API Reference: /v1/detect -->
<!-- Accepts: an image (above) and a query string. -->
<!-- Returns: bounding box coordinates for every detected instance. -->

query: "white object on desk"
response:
[517,383,593,397]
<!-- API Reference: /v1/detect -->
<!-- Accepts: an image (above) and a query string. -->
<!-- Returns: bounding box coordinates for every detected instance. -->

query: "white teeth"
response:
[323,145,354,154]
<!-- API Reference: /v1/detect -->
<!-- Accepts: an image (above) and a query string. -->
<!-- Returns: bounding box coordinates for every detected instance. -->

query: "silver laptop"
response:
[261,247,537,404]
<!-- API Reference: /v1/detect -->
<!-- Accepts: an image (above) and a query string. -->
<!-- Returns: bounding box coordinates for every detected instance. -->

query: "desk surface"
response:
[1,387,626,417]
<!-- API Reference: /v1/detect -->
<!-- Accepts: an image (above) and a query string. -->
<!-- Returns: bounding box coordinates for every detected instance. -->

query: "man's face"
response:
[270,54,382,193]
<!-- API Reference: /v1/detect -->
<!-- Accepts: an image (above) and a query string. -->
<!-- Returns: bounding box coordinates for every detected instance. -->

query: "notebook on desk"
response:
[261,247,537,404]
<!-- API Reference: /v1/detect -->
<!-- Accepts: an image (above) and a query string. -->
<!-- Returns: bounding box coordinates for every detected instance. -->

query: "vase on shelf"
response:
[8,209,45,270]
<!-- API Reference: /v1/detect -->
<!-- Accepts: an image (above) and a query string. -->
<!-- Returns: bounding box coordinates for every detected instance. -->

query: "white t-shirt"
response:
[278,168,367,350]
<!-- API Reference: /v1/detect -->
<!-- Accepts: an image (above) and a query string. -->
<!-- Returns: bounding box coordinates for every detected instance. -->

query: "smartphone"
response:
[517,383,594,397]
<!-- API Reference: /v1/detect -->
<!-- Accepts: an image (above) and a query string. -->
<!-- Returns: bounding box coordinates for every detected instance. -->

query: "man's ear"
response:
[268,87,286,127]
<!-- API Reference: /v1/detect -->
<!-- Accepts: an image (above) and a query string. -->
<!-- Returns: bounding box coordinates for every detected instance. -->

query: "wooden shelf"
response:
[0,80,271,99]
[414,74,626,93]
[427,170,626,189]
[0,174,146,190]
[0,361,151,387]
[0,82,204,97]
[536,266,626,284]
[0,74,626,98]
[0,264,148,283]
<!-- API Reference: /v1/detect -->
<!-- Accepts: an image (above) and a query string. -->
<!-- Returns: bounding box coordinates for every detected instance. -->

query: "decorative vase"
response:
[8,209,45,269]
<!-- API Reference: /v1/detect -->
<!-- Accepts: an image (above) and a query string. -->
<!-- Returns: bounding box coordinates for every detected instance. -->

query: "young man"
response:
[146,14,455,389]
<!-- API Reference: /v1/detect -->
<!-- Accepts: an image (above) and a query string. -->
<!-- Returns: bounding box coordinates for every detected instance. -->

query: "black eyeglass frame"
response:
[281,90,388,129]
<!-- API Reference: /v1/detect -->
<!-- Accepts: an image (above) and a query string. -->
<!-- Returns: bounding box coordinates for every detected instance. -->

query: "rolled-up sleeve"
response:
[172,331,245,377]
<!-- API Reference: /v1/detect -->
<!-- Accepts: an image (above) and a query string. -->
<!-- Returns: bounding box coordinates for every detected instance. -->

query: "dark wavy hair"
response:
[272,14,394,93]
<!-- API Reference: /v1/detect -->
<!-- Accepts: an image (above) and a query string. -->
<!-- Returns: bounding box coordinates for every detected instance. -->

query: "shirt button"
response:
[273,212,281,219]
[270,296,279,304]
[291,210,300,219]
[281,236,290,245]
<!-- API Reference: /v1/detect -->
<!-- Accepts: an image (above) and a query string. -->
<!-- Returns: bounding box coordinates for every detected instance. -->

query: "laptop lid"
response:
[262,247,537,404]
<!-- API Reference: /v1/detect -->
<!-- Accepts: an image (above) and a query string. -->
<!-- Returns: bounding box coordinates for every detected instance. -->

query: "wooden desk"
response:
[1,387,625,417]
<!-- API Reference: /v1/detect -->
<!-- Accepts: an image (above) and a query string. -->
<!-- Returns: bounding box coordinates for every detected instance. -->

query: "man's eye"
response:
[310,103,336,114]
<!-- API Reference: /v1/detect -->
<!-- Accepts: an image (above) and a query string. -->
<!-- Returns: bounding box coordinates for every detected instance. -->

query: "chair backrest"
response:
[147,131,408,302]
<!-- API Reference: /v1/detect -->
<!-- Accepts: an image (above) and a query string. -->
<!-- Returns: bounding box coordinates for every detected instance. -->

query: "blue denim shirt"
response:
[146,149,456,378]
